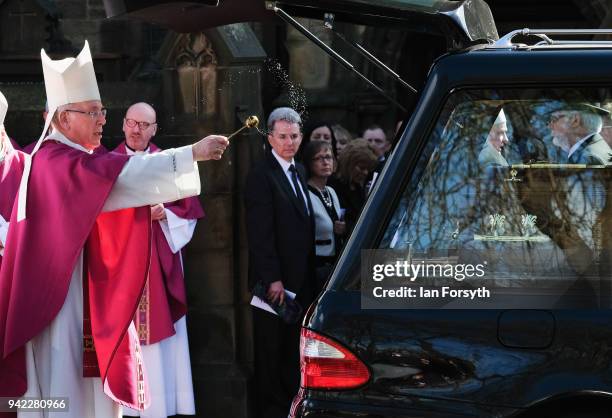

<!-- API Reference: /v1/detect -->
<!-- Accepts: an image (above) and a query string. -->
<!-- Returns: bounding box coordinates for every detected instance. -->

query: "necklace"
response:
[308,182,333,208]
[318,187,333,208]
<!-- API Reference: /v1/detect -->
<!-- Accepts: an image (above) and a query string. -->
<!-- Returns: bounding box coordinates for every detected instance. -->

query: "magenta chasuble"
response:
[0,140,152,410]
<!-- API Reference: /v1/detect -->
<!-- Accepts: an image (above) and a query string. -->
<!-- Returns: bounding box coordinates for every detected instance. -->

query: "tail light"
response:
[299,328,370,390]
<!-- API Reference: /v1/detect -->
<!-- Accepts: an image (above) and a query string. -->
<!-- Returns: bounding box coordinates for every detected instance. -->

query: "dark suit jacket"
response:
[244,151,315,298]
[569,133,612,165]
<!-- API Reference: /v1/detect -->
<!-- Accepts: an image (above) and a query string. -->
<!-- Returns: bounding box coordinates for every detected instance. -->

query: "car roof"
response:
[431,46,612,90]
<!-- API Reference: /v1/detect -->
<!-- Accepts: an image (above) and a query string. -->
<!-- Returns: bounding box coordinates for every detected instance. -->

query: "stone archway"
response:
[158,32,220,135]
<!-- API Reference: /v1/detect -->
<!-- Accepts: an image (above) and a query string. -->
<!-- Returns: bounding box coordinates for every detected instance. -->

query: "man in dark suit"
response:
[549,102,612,165]
[244,107,315,418]
[363,124,390,172]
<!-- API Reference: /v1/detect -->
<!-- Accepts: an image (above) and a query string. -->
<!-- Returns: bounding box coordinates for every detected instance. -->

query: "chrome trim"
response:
[489,28,612,49]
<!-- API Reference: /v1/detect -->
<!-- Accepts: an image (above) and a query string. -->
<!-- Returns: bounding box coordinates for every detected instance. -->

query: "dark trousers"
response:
[252,307,301,418]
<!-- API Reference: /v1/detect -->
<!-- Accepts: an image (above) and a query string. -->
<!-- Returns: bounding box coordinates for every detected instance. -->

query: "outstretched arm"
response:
[103,135,229,212]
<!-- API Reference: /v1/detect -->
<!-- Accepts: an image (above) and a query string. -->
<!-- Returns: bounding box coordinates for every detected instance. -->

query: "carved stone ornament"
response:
[174,33,218,118]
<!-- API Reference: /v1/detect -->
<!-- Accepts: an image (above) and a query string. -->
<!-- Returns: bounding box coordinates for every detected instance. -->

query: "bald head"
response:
[127,102,155,119]
[123,102,157,151]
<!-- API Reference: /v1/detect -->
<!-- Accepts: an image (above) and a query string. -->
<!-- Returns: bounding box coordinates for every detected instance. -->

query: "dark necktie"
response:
[289,164,307,214]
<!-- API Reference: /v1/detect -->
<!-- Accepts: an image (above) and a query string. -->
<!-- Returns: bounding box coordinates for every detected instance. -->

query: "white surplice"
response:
[19,131,200,418]
[122,146,198,418]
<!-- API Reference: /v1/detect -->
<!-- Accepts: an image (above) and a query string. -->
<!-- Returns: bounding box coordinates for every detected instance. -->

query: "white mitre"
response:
[41,40,100,110]
[493,108,507,126]
[17,41,100,221]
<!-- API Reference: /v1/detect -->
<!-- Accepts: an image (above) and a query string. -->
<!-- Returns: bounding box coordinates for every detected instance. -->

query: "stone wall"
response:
[56,0,139,55]
[0,3,267,414]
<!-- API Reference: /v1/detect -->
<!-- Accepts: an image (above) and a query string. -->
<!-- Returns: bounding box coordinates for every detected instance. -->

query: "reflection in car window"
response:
[380,88,612,293]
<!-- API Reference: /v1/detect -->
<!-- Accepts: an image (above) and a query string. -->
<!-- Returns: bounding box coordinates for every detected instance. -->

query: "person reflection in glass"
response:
[478,109,509,167]
[548,102,612,165]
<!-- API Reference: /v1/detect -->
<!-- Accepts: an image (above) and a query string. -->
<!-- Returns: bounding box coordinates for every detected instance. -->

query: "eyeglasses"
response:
[312,155,334,163]
[124,118,156,130]
[65,108,107,119]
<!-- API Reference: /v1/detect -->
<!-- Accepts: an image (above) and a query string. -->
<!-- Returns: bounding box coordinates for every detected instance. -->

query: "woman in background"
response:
[332,124,353,156]
[334,138,379,234]
[301,120,338,160]
[304,140,346,291]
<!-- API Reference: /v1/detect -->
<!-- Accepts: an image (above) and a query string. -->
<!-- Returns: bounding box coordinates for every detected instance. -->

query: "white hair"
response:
[577,111,603,133]
[51,103,72,130]
[267,107,302,131]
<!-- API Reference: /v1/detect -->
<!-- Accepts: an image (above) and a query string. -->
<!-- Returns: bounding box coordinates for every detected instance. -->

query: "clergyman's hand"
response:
[267,280,285,306]
[150,204,166,221]
[192,135,229,161]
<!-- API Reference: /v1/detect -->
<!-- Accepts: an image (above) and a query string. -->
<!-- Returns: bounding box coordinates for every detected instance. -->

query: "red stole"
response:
[0,140,151,409]
[84,207,151,408]
[113,141,204,344]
